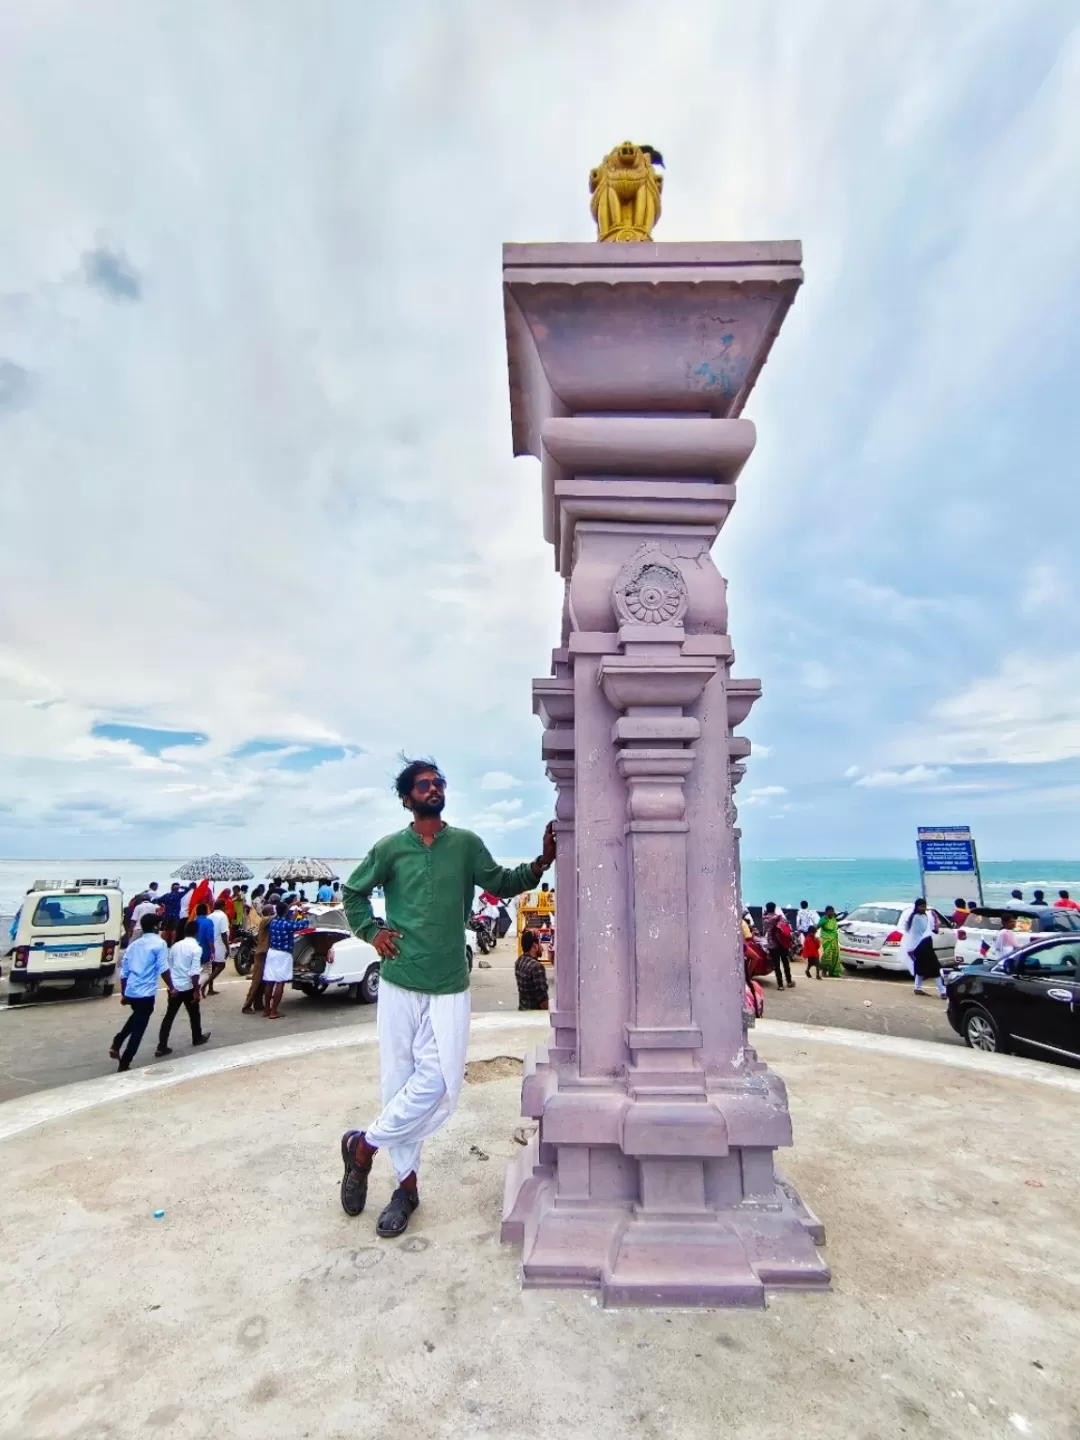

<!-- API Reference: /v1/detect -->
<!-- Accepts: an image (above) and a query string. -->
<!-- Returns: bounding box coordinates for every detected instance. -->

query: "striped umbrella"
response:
[266,858,339,884]
[171,854,254,883]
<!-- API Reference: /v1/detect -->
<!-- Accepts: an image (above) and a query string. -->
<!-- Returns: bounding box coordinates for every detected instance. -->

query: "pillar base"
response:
[502,1150,828,1306]
[501,1058,830,1308]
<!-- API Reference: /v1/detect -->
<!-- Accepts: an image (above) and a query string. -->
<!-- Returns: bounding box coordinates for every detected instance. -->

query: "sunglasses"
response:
[414,776,446,795]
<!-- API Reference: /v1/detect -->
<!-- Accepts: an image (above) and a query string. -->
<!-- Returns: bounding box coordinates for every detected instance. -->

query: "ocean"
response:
[3,855,1080,921]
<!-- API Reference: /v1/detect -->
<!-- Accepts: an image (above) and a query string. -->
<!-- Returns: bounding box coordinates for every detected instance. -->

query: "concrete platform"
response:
[1,1015,1078,1439]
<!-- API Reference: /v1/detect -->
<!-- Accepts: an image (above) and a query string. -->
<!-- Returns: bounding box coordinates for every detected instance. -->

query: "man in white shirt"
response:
[155,920,211,1055]
[795,901,819,936]
[129,890,162,938]
[204,900,232,997]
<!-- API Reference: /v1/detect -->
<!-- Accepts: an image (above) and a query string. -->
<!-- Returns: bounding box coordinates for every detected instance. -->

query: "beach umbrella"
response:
[171,854,254,883]
[266,858,339,884]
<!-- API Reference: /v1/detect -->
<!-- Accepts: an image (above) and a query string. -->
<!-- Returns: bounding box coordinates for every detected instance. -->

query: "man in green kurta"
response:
[339,758,555,1237]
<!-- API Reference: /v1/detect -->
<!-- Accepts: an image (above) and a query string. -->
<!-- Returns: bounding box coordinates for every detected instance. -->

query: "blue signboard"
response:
[917,827,982,905]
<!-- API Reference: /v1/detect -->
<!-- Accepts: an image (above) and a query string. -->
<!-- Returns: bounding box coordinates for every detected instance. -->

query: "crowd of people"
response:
[743,901,843,991]
[110,876,347,1070]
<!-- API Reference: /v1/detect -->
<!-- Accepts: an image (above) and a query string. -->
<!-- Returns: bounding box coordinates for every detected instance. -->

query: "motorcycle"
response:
[233,927,257,976]
[468,914,496,955]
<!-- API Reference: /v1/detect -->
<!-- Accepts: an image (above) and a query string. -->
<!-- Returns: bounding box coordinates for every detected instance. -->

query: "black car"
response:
[946,935,1080,1063]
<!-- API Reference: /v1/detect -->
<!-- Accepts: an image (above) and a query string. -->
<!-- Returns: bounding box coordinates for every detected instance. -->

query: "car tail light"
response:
[326,947,335,967]
[101,941,116,962]
[13,947,28,968]
[883,931,903,946]
[956,929,966,940]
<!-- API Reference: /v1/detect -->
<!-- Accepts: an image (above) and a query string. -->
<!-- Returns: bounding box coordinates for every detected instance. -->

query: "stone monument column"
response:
[499,167,828,1305]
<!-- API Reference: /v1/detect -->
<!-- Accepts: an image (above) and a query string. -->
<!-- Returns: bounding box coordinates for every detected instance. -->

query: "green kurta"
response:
[342,825,538,995]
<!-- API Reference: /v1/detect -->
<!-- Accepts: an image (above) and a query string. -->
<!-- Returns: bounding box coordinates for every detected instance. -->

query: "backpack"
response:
[773,918,793,952]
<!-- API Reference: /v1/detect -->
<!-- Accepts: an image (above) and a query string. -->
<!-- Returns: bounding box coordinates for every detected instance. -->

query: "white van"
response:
[7,879,123,1004]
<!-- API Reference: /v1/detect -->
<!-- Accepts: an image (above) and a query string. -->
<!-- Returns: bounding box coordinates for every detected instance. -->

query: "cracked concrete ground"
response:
[0,1019,1077,1440]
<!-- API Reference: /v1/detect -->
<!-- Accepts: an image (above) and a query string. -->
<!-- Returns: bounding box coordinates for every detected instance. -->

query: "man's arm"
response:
[471,825,555,899]
[342,845,388,944]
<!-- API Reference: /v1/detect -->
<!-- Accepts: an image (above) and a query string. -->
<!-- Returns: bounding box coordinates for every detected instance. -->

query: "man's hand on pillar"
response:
[533,820,557,876]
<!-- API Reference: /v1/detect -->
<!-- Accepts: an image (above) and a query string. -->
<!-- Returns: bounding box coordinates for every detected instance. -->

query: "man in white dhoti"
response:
[339,758,555,1237]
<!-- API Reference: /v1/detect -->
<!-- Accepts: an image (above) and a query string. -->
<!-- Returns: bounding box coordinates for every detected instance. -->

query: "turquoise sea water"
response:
[740,858,1080,911]
[4,856,1080,919]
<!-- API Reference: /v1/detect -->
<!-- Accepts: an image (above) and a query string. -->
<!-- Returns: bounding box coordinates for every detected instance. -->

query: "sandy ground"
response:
[0,1019,1077,1440]
[0,951,960,1104]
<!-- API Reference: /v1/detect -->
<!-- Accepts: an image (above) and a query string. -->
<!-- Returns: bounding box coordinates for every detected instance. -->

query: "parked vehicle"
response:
[233,927,258,977]
[7,879,123,1004]
[949,905,1080,971]
[837,901,955,974]
[291,909,382,1004]
[744,935,772,980]
[468,914,495,956]
[289,908,474,1004]
[945,935,1080,1062]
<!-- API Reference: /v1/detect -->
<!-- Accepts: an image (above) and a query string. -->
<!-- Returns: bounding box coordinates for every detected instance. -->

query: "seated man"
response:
[515,929,549,1011]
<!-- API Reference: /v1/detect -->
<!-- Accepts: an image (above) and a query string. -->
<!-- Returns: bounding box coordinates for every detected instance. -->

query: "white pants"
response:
[365,977,471,1182]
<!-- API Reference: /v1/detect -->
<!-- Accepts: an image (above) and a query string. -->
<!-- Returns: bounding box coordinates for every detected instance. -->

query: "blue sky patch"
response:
[92,723,209,755]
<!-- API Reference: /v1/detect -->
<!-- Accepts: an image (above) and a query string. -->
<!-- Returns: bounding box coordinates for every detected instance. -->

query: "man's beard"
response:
[411,796,445,820]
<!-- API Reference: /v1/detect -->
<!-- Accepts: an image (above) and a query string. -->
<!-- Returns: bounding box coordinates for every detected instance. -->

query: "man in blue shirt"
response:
[110,914,170,1071]
[193,903,216,998]
[316,881,334,903]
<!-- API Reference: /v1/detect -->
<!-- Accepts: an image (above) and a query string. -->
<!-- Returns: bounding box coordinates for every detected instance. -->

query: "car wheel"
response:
[296,982,316,998]
[962,1005,1006,1054]
[7,991,24,1006]
[359,964,379,1004]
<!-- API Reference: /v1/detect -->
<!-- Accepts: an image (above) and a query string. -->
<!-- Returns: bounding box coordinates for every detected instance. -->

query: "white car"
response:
[950,905,1080,969]
[837,900,955,974]
[289,907,474,1004]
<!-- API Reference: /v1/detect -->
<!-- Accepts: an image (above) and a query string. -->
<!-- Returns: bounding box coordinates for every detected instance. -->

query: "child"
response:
[802,923,822,979]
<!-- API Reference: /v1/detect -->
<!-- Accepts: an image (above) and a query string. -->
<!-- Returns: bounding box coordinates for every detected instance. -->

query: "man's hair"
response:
[520,930,539,953]
[1011,889,1023,898]
[955,897,966,907]
[184,919,199,939]
[1060,890,1070,899]
[276,900,289,917]
[196,903,209,916]
[140,913,160,933]
[394,756,443,799]
[214,899,227,910]
[149,882,158,890]
[764,901,776,913]
[800,900,808,908]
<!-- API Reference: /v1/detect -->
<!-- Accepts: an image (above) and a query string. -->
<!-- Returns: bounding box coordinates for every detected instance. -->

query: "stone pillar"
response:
[500,242,828,1306]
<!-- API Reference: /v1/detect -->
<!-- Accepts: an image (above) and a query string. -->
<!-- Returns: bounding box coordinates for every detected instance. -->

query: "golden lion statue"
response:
[589,141,664,242]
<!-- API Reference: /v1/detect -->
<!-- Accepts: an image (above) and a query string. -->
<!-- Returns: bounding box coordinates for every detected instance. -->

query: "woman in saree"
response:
[819,905,843,976]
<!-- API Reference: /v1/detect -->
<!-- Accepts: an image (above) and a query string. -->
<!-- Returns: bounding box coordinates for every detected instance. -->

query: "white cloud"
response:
[480,772,523,792]
[919,654,1080,765]
[855,765,952,789]
[843,578,944,620]
[1,2,1077,859]
[843,765,862,779]
[742,785,789,808]
[799,662,837,693]
[486,798,523,814]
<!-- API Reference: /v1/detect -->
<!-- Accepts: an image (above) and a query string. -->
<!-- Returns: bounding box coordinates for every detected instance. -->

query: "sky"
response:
[2,0,1079,861]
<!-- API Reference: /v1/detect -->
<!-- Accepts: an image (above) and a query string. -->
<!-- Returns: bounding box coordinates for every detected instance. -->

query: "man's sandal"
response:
[376,1186,419,1238]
